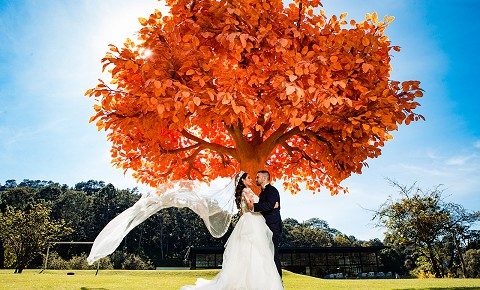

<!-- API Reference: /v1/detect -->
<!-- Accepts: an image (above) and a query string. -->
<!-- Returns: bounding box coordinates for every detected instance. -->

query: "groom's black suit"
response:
[253,183,282,277]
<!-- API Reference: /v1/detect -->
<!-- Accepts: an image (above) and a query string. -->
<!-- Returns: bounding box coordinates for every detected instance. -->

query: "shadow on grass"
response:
[397,288,480,290]
[80,288,110,290]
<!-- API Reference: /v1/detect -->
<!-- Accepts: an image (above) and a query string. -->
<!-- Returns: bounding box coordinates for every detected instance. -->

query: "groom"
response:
[247,170,282,277]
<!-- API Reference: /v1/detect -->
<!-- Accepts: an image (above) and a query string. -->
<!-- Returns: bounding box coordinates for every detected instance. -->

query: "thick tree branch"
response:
[261,123,289,153]
[275,126,301,145]
[158,143,199,154]
[185,146,206,179]
[297,0,303,29]
[181,129,237,158]
[304,129,334,152]
[280,141,316,163]
[275,127,346,171]
[224,123,248,157]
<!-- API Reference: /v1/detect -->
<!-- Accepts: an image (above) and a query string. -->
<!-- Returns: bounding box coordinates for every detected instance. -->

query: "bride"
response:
[180,172,284,290]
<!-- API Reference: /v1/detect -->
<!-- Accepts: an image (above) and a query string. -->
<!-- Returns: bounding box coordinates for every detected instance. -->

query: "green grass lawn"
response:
[1,269,479,290]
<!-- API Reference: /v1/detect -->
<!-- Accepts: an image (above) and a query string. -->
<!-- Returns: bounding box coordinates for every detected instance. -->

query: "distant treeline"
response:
[0,179,380,267]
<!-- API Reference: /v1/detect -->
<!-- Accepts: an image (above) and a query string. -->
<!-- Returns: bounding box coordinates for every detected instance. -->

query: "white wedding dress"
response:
[180,188,284,290]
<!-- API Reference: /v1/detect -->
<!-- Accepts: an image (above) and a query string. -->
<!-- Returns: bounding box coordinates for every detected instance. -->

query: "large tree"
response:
[86,0,423,194]
[374,181,480,278]
[0,204,72,273]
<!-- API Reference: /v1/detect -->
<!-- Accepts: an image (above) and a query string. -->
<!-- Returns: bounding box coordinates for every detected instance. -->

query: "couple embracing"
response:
[181,170,284,290]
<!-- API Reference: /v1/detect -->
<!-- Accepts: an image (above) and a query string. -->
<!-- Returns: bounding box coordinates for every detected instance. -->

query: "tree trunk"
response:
[0,241,4,269]
[427,244,443,278]
[137,225,143,253]
[228,121,282,195]
[453,233,467,278]
[15,260,24,274]
[159,216,164,260]
[15,250,33,274]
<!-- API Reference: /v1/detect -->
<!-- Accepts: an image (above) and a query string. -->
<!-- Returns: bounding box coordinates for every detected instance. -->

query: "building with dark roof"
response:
[186,246,386,278]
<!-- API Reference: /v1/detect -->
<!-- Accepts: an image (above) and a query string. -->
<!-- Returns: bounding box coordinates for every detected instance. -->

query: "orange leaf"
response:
[332,62,342,71]
[233,104,245,114]
[333,80,346,89]
[362,63,373,73]
[187,101,195,113]
[138,17,148,26]
[293,118,303,126]
[193,96,201,106]
[182,34,192,42]
[362,37,370,46]
[286,85,296,96]
[240,34,248,48]
[157,104,165,115]
[295,66,303,76]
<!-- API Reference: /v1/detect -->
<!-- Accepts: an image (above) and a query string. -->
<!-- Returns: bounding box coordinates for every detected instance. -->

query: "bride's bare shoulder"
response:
[242,187,254,193]
[242,187,254,197]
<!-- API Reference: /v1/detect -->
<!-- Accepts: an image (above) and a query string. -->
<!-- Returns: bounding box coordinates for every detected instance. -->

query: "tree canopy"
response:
[86,0,423,194]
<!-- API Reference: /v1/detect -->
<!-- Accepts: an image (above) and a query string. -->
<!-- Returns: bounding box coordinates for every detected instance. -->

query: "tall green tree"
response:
[374,180,480,278]
[51,190,93,244]
[90,184,139,236]
[442,202,480,277]
[0,204,72,273]
[0,186,37,269]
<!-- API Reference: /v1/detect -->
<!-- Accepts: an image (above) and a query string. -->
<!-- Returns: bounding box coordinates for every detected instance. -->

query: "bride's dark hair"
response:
[234,172,248,210]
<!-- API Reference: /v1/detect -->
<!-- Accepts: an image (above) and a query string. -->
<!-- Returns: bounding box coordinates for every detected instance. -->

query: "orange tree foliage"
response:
[86,0,424,194]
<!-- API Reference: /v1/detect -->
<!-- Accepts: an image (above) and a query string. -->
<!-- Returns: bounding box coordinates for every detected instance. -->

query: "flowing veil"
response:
[87,178,237,265]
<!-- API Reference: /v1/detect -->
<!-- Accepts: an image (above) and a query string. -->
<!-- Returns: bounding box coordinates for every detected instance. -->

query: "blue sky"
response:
[1,0,479,241]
